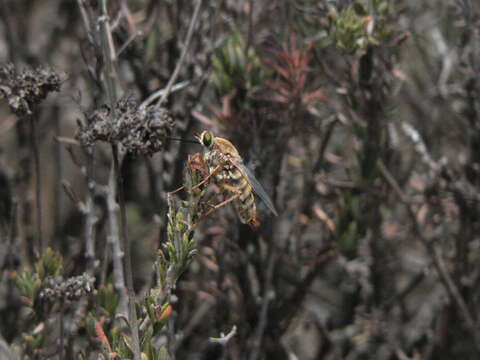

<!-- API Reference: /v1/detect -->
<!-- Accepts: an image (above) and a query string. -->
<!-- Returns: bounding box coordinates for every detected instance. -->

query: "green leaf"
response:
[145,29,158,63]
[353,2,368,16]
[35,248,63,279]
[15,271,42,306]
[96,283,119,317]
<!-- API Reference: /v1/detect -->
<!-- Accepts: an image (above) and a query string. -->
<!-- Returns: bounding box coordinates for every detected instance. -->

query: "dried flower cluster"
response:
[38,273,94,303]
[76,96,174,156]
[0,63,61,116]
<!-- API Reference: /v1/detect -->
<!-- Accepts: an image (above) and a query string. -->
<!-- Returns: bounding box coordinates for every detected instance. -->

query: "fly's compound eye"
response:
[201,131,213,148]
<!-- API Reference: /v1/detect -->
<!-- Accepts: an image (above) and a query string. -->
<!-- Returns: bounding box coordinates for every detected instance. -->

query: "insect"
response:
[193,130,278,227]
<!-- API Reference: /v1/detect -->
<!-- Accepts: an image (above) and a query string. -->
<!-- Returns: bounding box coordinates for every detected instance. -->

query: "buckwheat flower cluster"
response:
[39,273,94,303]
[0,63,61,116]
[76,96,174,156]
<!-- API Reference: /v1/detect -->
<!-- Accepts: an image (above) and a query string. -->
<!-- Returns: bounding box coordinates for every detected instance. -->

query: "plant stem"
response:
[84,148,97,275]
[249,251,275,360]
[53,109,62,250]
[105,156,127,314]
[29,116,43,253]
[112,145,141,360]
[97,0,141,358]
[59,300,65,360]
[158,0,203,106]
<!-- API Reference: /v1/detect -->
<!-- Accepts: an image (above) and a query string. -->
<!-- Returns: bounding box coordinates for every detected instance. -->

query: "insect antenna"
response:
[166,136,200,144]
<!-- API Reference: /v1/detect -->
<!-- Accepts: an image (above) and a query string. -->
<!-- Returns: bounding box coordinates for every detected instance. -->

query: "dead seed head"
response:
[0,63,61,116]
[76,96,174,156]
[38,273,94,303]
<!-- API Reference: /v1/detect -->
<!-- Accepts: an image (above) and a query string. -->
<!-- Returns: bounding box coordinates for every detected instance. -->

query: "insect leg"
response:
[195,191,241,225]
[189,164,223,192]
[167,184,185,194]
[167,164,224,194]
[202,192,241,216]
[202,183,241,212]
[220,183,241,194]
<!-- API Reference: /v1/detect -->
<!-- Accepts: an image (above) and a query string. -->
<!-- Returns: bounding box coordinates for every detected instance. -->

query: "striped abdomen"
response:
[229,168,257,226]
[205,149,258,226]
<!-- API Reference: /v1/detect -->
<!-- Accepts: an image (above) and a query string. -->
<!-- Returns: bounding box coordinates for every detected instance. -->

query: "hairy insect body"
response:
[197,131,278,227]
[204,141,258,227]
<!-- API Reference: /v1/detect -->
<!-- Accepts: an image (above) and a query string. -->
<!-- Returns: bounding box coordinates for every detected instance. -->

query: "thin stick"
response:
[209,325,237,345]
[98,1,141,359]
[158,0,203,106]
[53,112,62,250]
[140,81,190,109]
[245,0,254,54]
[116,30,141,56]
[379,159,480,350]
[249,251,275,360]
[98,0,118,107]
[112,145,142,360]
[29,116,43,253]
[84,148,98,274]
[59,300,65,360]
[106,152,128,315]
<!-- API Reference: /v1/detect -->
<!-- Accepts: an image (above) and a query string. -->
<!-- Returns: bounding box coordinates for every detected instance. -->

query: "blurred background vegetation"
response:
[1,0,480,359]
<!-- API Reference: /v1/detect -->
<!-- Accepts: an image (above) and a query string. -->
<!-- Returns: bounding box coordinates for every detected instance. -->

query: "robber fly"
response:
[194,130,278,227]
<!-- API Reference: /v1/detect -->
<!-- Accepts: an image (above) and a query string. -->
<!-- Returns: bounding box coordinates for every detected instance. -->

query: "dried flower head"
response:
[76,96,174,156]
[0,63,61,116]
[38,273,94,303]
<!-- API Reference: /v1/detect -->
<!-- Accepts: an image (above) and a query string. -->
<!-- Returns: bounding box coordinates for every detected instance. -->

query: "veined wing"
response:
[232,160,278,216]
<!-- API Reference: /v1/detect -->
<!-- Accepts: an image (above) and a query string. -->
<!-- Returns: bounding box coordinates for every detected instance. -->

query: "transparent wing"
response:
[232,160,279,216]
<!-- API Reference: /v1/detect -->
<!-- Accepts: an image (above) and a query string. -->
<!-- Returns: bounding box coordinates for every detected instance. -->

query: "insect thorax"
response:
[204,148,257,225]
[205,149,242,183]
